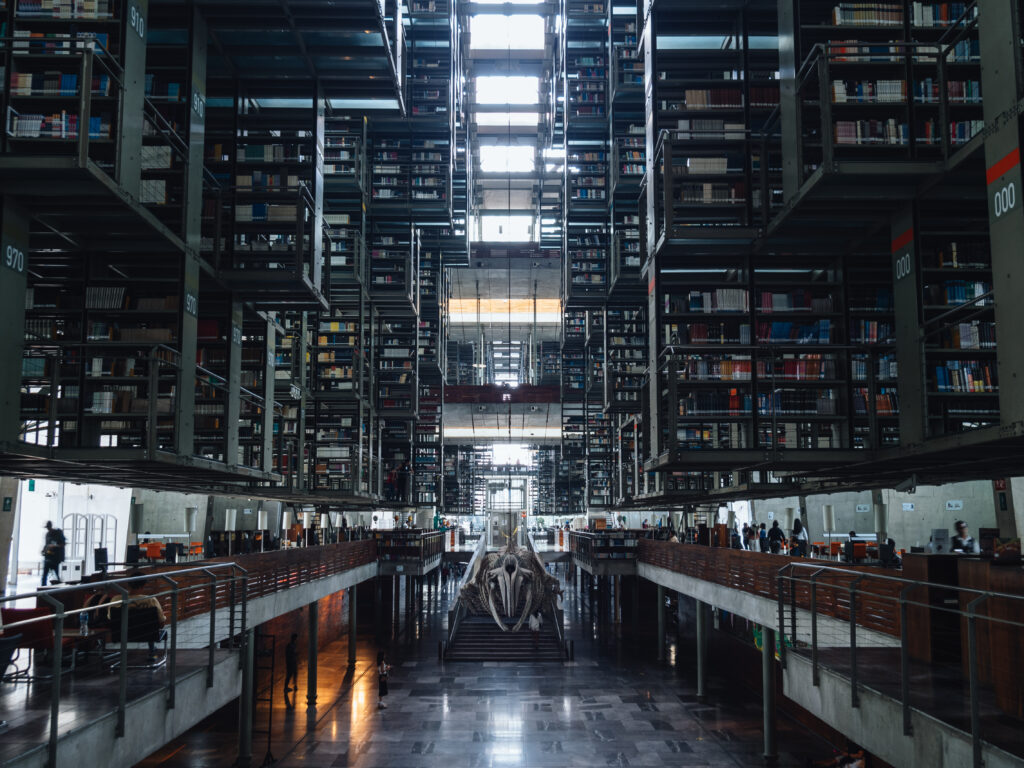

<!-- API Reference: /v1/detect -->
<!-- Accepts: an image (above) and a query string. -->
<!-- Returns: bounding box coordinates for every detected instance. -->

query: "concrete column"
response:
[656,584,665,661]
[632,576,639,630]
[306,602,318,721]
[348,586,357,668]
[237,628,255,768]
[762,626,778,766]
[614,575,621,624]
[0,477,21,589]
[696,600,708,702]
[392,575,400,638]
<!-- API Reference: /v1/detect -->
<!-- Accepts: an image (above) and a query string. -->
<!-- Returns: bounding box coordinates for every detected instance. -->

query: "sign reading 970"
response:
[3,242,25,274]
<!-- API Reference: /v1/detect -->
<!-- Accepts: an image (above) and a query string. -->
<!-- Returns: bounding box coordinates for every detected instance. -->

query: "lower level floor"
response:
[137,569,865,768]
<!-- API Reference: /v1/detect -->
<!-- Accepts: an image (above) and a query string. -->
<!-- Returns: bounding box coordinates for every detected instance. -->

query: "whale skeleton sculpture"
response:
[460,542,559,631]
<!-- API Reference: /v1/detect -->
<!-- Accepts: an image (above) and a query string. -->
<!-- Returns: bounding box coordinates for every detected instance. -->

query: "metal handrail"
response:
[446,534,487,649]
[778,561,1024,614]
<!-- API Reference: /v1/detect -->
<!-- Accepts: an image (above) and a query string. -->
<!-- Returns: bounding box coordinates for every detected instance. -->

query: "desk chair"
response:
[107,606,167,669]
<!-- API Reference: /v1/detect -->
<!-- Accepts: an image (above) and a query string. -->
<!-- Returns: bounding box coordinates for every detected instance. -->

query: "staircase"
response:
[445,615,565,662]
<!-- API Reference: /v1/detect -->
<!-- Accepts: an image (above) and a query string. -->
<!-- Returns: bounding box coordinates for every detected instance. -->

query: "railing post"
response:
[899,583,913,735]
[111,583,131,737]
[157,575,179,709]
[810,569,824,686]
[202,569,218,687]
[776,570,787,669]
[229,571,237,643]
[967,594,989,768]
[848,575,865,708]
[36,593,65,768]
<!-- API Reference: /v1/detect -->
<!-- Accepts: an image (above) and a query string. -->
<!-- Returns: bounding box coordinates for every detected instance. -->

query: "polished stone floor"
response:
[137,568,846,768]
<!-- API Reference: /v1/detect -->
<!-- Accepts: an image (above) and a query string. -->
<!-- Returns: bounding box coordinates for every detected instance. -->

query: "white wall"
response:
[15,479,132,582]
[749,478,1003,548]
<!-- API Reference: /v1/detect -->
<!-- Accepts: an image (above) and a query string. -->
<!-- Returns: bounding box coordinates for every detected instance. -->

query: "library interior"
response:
[1,0,1024,767]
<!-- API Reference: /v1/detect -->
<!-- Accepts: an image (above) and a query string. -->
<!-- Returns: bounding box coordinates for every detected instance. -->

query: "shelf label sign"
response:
[856,504,870,514]
[128,3,146,40]
[1,204,28,277]
[891,226,914,282]
[191,90,206,121]
[987,147,1020,220]
[946,500,964,511]
[902,502,915,512]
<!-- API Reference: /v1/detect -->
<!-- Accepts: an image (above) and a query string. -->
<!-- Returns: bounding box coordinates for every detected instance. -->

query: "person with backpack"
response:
[767,520,786,554]
[41,520,65,586]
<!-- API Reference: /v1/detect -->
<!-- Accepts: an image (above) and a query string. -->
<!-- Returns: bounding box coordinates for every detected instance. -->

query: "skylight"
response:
[475,112,541,126]
[475,76,539,105]
[477,214,535,241]
[479,145,535,173]
[470,14,545,49]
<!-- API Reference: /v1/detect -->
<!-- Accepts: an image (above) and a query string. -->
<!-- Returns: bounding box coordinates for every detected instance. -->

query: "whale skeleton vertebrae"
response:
[460,544,558,632]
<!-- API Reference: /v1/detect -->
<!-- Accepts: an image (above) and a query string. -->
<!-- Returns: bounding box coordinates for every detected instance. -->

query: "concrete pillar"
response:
[632,576,639,629]
[696,600,708,702]
[656,584,665,661]
[306,602,318,721]
[610,577,618,626]
[762,626,778,766]
[0,477,21,589]
[237,628,254,768]
[348,586,357,668]
[392,575,400,637]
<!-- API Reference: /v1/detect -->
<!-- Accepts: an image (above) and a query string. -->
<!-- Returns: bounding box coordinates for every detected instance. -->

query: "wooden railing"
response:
[143,539,377,621]
[638,539,902,637]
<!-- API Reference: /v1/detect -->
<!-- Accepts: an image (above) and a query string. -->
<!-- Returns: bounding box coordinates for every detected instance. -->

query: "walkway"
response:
[136,569,842,768]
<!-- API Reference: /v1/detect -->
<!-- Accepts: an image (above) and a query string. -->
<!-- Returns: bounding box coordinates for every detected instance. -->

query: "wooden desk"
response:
[902,554,962,665]
[958,559,1024,720]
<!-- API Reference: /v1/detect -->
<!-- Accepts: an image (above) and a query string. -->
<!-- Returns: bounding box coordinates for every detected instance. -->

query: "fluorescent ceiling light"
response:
[475,111,541,126]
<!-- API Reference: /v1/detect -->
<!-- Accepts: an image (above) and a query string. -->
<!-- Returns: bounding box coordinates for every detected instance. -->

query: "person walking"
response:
[741,523,750,550]
[377,651,391,709]
[41,520,66,586]
[529,610,543,648]
[758,523,768,553]
[284,633,299,693]
[767,521,786,554]
[791,518,809,557]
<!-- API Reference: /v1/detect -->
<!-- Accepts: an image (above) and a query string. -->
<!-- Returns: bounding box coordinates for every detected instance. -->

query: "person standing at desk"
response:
[952,520,980,554]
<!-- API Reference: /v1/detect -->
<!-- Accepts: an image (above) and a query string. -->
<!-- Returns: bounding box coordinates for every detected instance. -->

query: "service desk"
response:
[957,559,1024,720]
[902,553,962,665]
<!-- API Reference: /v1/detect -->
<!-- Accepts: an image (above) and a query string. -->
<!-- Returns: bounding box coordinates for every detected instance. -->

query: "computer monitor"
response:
[931,528,950,553]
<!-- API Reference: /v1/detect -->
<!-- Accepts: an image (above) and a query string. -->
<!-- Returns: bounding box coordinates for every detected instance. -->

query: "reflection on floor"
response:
[136,568,843,768]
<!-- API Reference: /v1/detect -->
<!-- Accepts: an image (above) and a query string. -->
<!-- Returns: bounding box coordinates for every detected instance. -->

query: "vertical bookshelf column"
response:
[978,4,1024,423]
[890,205,926,444]
[175,254,199,455]
[184,8,207,249]
[118,0,148,190]
[260,316,276,473]
[777,0,800,200]
[226,302,243,466]
[0,201,29,443]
